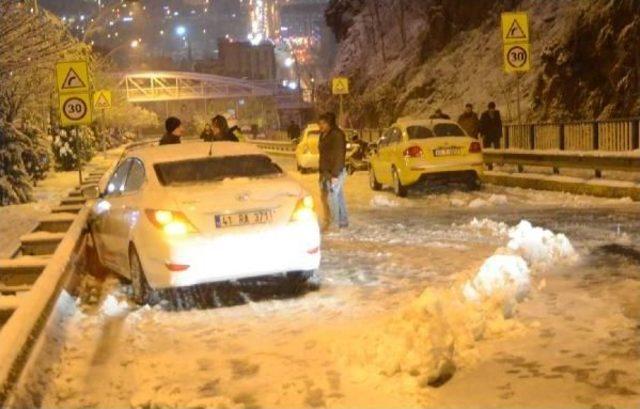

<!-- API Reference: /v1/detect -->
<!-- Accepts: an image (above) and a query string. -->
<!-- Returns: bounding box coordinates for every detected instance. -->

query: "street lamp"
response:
[175,25,192,62]
[175,25,187,36]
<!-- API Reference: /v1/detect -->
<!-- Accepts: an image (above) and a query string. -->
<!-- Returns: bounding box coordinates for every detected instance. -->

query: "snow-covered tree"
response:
[51,126,96,171]
[21,122,52,185]
[0,120,33,205]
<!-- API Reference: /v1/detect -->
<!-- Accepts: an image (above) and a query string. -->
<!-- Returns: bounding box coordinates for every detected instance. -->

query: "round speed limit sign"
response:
[503,43,531,72]
[63,97,88,120]
[507,46,527,68]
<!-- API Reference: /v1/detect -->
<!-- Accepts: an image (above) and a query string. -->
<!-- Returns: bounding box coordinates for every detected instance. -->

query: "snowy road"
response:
[25,156,640,409]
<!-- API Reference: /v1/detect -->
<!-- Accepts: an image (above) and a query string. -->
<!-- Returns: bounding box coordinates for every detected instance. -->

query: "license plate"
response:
[215,210,274,228]
[433,147,462,157]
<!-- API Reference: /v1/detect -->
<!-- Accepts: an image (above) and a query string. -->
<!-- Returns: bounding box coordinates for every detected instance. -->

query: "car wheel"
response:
[369,167,382,191]
[346,163,355,175]
[286,270,318,292]
[129,245,152,305]
[466,176,482,191]
[392,168,408,197]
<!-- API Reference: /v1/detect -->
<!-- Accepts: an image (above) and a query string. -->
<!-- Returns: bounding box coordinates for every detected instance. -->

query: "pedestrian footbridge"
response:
[116,71,277,103]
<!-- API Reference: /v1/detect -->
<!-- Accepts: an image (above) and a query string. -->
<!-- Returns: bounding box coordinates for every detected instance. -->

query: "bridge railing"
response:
[502,118,640,152]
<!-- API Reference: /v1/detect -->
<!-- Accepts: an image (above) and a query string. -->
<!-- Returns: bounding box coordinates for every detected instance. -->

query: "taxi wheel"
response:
[369,167,382,191]
[297,163,307,174]
[392,168,408,197]
[129,246,152,305]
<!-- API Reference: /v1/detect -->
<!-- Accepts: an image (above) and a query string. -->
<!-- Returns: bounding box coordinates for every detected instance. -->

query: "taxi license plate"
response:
[433,147,462,157]
[215,210,274,228]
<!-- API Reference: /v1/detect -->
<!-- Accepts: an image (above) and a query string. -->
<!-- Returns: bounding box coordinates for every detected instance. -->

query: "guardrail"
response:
[247,138,296,155]
[0,167,112,405]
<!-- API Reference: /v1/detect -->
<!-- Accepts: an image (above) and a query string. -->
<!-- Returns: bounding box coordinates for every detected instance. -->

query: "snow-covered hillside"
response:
[324,0,640,125]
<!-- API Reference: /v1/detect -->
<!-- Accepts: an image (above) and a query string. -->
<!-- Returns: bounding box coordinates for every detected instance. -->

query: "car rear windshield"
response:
[154,155,282,186]
[407,126,434,140]
[433,123,466,136]
[407,124,467,139]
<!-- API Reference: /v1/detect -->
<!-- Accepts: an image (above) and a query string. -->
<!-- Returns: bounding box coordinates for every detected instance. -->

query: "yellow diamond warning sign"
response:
[56,61,89,93]
[93,90,112,109]
[332,77,349,95]
[501,12,530,44]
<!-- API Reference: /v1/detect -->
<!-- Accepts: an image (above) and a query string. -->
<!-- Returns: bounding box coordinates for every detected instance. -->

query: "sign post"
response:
[56,60,92,184]
[501,12,530,124]
[93,89,112,158]
[332,76,349,127]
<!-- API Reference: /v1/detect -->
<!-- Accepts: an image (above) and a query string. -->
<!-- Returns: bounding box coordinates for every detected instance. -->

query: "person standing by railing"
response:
[479,101,503,148]
[458,103,480,138]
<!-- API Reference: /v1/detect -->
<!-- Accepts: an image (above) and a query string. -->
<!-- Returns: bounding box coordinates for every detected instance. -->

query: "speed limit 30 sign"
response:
[503,43,531,73]
[59,92,92,126]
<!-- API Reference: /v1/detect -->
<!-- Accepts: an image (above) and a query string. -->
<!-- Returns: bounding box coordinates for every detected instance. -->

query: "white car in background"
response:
[295,123,321,173]
[84,142,321,304]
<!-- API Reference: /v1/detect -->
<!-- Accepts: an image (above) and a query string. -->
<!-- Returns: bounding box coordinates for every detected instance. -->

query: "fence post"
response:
[593,121,601,178]
[633,120,639,150]
[504,125,510,149]
[529,124,535,150]
[553,124,564,174]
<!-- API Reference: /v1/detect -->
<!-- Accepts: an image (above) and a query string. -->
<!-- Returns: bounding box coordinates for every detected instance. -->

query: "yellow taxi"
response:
[369,118,483,196]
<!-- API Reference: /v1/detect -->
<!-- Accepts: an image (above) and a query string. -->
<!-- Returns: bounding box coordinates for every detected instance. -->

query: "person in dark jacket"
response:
[211,115,239,142]
[479,102,503,148]
[159,117,183,145]
[200,124,215,141]
[286,120,301,141]
[458,103,480,138]
[429,108,451,119]
[318,112,348,231]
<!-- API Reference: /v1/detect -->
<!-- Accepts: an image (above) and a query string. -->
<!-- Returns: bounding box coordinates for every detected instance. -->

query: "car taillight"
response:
[145,209,198,236]
[291,196,316,222]
[403,146,423,158]
[469,141,482,153]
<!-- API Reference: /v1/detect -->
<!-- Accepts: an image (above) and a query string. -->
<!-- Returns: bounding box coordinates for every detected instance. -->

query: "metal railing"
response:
[503,119,640,152]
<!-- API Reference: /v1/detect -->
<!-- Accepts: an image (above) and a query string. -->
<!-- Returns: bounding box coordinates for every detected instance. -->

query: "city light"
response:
[130,39,139,48]
[284,57,295,67]
[175,25,187,36]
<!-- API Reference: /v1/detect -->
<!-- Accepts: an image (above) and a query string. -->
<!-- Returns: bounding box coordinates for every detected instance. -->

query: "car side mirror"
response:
[82,185,101,199]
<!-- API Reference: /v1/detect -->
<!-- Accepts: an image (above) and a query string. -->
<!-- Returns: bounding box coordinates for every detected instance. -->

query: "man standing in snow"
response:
[458,103,480,138]
[159,117,183,145]
[318,112,349,231]
[479,102,503,148]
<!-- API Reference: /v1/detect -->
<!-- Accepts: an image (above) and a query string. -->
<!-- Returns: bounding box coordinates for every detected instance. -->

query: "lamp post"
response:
[175,25,192,63]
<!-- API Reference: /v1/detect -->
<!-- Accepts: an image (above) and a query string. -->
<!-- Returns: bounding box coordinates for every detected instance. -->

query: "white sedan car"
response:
[85,142,321,304]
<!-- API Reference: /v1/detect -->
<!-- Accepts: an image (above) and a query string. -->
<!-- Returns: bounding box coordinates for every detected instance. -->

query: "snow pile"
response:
[355,220,578,388]
[505,220,578,268]
[467,194,508,209]
[99,294,130,317]
[370,194,400,208]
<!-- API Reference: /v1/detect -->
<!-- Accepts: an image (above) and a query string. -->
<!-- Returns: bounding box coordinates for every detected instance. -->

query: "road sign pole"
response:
[516,73,522,124]
[339,94,344,127]
[74,126,83,185]
[101,109,107,159]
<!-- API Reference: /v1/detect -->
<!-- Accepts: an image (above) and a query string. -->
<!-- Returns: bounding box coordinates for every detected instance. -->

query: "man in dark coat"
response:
[479,101,502,148]
[159,117,183,145]
[458,103,480,138]
[286,120,301,141]
[318,112,348,231]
